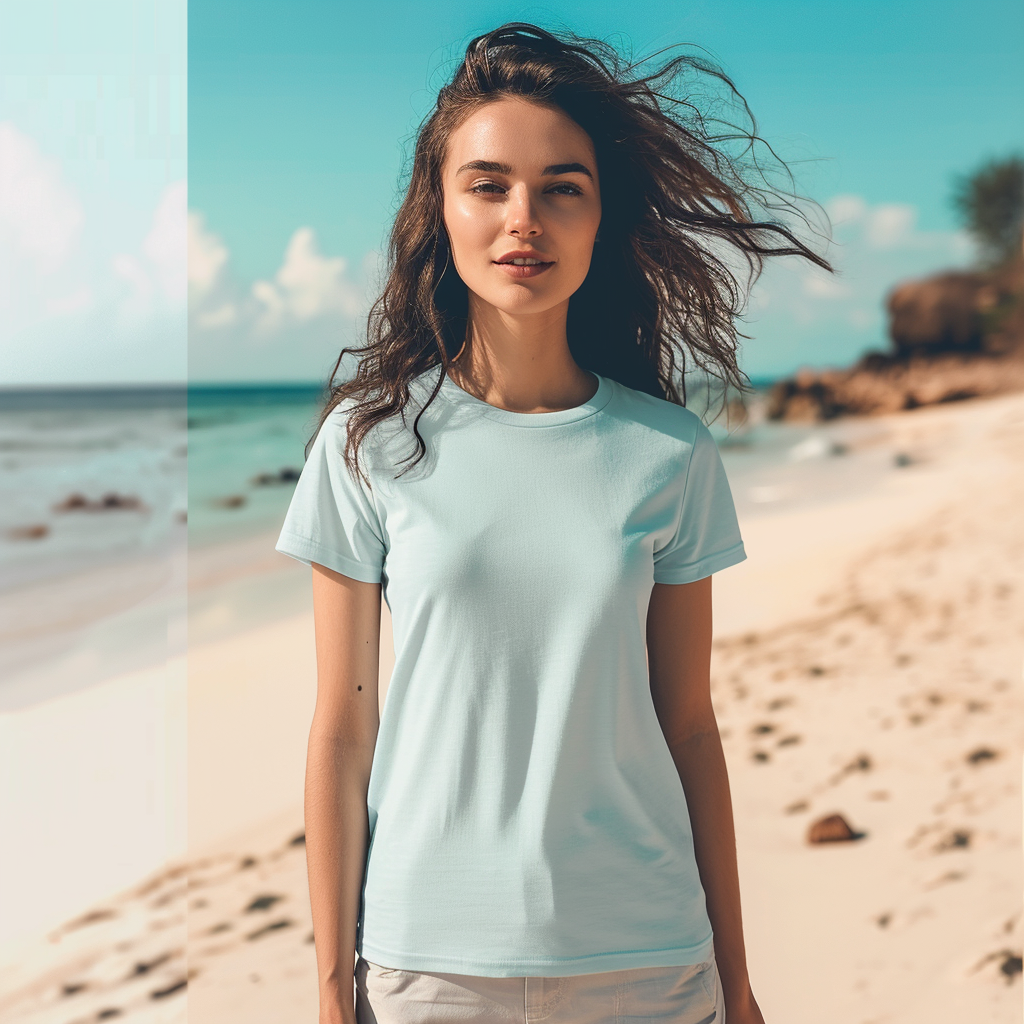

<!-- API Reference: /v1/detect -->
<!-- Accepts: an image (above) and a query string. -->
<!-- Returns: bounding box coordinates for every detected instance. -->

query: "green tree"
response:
[952,155,1024,267]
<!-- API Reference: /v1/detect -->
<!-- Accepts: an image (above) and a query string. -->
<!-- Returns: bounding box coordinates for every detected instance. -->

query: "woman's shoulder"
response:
[606,376,707,444]
[315,373,445,477]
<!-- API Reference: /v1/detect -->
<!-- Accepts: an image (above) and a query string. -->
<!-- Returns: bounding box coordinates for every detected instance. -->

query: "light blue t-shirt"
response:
[276,366,746,978]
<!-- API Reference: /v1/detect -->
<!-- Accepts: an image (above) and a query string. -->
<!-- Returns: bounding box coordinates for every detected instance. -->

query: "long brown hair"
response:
[315,22,833,483]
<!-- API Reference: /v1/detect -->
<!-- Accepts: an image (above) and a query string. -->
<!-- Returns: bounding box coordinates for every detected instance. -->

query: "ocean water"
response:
[0,385,327,593]
[0,388,187,591]
[187,384,325,548]
[2,376,900,594]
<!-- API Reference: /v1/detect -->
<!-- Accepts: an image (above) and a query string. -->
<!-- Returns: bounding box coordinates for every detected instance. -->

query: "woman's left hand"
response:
[724,984,767,1024]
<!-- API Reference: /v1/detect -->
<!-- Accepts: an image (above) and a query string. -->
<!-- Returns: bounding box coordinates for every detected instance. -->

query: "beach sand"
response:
[1,391,1021,1023]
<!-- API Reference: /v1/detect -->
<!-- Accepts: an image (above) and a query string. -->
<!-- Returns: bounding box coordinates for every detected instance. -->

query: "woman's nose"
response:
[503,186,543,237]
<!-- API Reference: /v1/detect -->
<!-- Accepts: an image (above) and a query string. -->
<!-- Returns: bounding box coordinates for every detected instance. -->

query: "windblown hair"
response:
[315,21,833,482]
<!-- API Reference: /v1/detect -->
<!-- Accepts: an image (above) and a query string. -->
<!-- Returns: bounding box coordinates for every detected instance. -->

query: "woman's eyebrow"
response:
[455,159,593,180]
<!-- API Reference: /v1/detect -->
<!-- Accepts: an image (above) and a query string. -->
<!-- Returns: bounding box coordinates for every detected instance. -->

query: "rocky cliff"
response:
[766,259,1024,422]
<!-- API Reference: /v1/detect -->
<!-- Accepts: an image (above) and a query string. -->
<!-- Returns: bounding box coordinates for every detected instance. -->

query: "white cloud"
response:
[802,272,853,300]
[745,192,977,371]
[864,203,916,249]
[186,213,383,380]
[825,194,967,253]
[250,278,284,329]
[142,180,186,303]
[825,194,868,227]
[188,216,367,342]
[196,302,237,329]
[188,210,228,297]
[112,179,186,321]
[252,227,363,333]
[0,122,83,274]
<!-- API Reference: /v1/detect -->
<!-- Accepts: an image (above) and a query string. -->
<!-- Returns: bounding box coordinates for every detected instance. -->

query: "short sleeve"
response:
[275,408,387,584]
[653,419,747,584]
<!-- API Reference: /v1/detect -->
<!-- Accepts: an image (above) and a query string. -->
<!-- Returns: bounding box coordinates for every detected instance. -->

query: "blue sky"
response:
[0,0,185,385]
[188,0,1023,383]
[2,1,1020,384]
[190,1,1023,277]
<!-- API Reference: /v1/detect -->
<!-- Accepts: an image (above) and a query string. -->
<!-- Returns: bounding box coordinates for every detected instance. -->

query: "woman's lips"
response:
[493,260,555,279]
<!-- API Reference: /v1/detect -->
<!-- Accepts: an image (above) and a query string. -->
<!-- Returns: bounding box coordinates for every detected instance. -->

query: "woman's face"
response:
[440,96,602,318]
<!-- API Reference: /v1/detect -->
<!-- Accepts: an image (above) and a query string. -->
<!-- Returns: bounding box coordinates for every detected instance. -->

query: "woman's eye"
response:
[468,182,583,196]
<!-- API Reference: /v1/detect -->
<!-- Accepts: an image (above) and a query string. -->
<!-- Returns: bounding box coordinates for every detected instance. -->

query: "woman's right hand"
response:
[319,997,357,1024]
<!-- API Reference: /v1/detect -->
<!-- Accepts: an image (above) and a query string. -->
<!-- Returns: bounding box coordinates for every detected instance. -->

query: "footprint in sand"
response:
[906,822,947,850]
[923,869,967,890]
[63,907,119,931]
[150,977,189,998]
[826,753,872,786]
[245,894,286,913]
[969,949,1023,984]
[117,951,180,988]
[933,828,972,852]
[246,918,296,941]
[966,746,1000,764]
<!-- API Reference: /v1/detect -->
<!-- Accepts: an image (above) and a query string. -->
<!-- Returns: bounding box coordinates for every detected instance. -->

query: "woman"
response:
[276,22,831,1024]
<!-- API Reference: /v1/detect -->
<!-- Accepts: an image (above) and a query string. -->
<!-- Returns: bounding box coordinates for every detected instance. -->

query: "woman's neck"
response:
[446,295,596,414]
[447,340,596,414]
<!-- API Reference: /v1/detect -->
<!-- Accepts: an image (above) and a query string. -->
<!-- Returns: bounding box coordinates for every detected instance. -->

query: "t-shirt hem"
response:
[275,532,383,584]
[356,932,715,978]
[653,540,747,585]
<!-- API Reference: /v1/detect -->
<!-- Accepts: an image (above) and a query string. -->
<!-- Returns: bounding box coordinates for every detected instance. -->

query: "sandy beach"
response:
[1,389,1021,1023]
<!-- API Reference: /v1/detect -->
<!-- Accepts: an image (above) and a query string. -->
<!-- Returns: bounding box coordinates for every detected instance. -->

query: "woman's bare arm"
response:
[646,575,765,1024]
[306,562,382,1024]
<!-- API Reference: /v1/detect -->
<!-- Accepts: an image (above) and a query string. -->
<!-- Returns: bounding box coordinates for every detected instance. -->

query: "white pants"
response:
[355,952,725,1023]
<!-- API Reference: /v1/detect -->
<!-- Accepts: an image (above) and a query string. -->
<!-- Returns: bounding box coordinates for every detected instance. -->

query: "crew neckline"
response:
[439,369,612,427]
